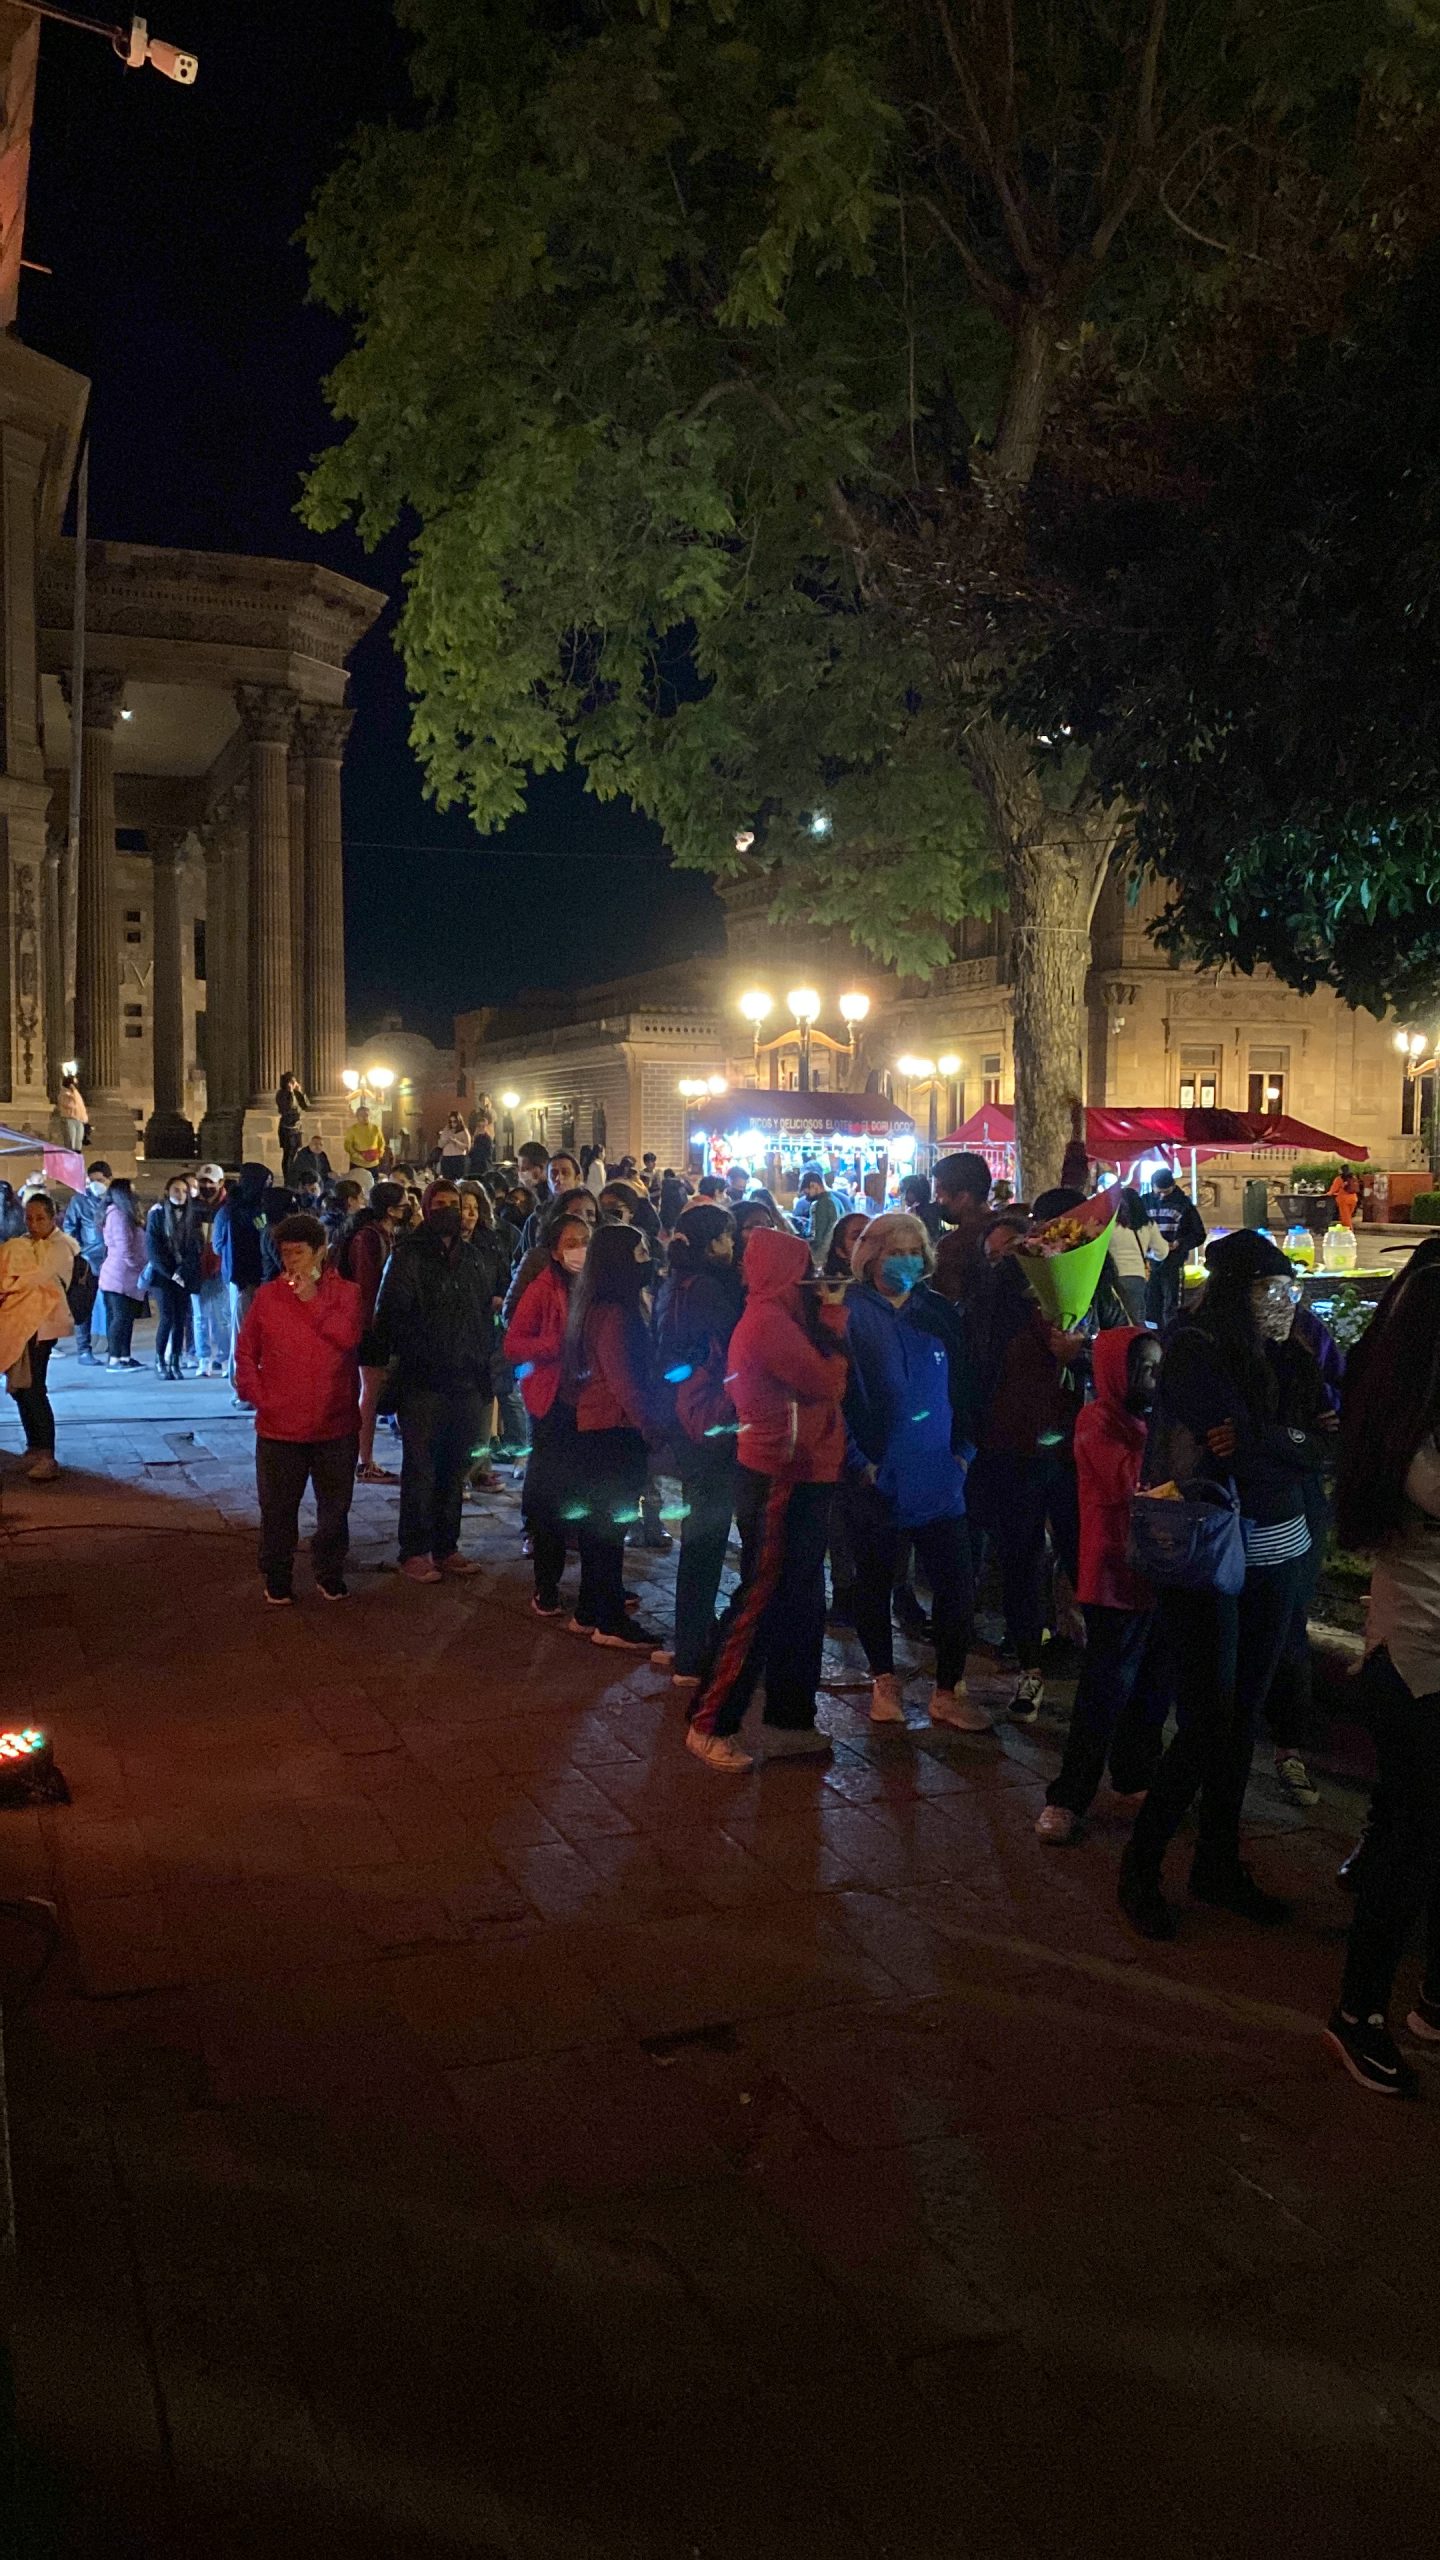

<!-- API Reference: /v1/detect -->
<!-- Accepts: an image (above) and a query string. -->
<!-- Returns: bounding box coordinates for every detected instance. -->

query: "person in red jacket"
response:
[562,1221,668,1649]
[687,1225,848,1775]
[504,1210,591,1618]
[1035,1328,1172,1842]
[234,1213,363,1606]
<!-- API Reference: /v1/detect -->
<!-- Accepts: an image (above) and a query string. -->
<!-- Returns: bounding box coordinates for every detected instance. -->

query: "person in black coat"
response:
[371,1179,497,1579]
[654,1203,744,1680]
[144,1175,203,1379]
[1120,1227,1333,1942]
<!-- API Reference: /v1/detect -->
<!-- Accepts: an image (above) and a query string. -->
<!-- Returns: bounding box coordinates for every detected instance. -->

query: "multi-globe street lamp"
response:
[1394,1027,1440,1177]
[738,985,870,1093]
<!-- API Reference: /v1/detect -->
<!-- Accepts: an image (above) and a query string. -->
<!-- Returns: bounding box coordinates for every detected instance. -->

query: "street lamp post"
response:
[1394,1027,1440,1178]
[739,988,773,1080]
[786,987,821,1093]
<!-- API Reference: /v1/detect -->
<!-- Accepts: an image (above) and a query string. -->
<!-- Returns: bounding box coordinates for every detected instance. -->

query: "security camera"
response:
[118,16,199,83]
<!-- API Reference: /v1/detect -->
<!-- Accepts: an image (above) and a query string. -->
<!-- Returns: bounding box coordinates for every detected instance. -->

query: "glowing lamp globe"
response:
[787,987,821,1027]
[739,989,773,1026]
[838,991,870,1026]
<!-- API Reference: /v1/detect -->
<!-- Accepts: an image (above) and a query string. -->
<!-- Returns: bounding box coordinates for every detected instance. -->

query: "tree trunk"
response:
[967,716,1121,1198]
[1005,835,1104,1199]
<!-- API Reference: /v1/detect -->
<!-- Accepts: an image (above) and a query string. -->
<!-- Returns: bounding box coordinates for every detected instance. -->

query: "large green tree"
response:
[304,0,1440,1188]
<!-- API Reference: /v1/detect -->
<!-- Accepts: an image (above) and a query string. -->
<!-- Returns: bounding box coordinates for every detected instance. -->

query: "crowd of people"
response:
[3,1132,1437,2103]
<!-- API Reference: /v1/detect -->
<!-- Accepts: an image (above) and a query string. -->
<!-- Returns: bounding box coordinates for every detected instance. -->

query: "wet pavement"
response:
[2,1342,1437,2558]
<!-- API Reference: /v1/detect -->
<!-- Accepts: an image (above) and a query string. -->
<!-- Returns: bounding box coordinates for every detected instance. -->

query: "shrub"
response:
[1410,1190,1440,1225]
[1291,1159,1342,1188]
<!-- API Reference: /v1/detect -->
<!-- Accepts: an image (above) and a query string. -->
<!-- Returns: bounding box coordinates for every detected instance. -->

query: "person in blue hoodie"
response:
[841,1213,993,1735]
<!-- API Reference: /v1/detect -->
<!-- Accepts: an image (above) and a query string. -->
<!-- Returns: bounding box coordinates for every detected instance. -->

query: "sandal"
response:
[356,1461,400,1485]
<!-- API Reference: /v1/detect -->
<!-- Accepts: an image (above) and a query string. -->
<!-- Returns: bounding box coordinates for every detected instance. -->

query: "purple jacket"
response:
[99,1200,148,1298]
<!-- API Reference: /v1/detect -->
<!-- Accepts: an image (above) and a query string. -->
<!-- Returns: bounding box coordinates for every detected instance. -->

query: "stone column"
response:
[64,666,126,1120]
[197,798,244,1163]
[42,825,64,1107]
[287,744,306,1074]
[300,704,353,1109]
[234,684,296,1155]
[143,829,196,1160]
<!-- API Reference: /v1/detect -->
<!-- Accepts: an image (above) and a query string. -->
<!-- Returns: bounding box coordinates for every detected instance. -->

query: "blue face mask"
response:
[880,1252,926,1296]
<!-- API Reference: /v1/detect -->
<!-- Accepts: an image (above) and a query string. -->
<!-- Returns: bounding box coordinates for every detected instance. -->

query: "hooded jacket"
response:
[372,1219,495,1394]
[504,1260,571,1418]
[843,1283,972,1527]
[724,1225,847,1483]
[1075,1327,1153,1611]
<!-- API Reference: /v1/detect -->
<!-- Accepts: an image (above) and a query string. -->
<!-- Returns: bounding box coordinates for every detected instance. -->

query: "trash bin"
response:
[1242,1178,1270,1230]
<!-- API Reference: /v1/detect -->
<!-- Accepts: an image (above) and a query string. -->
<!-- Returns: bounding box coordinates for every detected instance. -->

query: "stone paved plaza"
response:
[3,1339,1439,2558]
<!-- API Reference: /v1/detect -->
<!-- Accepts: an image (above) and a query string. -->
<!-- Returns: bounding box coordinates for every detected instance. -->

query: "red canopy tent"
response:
[944,1103,1368,1166]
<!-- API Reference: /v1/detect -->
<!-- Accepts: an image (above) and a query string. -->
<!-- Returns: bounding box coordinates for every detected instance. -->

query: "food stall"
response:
[685,1089,916,1205]
[945,1103,1368,1203]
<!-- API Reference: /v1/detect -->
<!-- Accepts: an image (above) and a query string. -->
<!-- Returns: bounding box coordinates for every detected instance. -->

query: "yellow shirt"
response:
[345,1118,383,1168]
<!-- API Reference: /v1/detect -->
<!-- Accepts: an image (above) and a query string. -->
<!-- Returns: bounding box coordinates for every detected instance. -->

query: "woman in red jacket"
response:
[561,1222,667,1650]
[1036,1327,1172,1842]
[504,1210,591,1618]
[688,1225,848,1775]
[234,1213,363,1605]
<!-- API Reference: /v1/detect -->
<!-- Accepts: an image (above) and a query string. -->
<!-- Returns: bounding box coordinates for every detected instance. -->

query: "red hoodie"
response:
[726,1226,847,1483]
[503,1261,569,1419]
[1074,1326,1153,1611]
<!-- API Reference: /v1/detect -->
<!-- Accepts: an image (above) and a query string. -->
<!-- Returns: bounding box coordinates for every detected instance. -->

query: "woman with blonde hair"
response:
[841,1213,990,1732]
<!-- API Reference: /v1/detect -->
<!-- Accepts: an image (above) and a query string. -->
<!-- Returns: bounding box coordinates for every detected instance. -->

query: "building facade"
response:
[456,869,1424,1201]
[0,329,384,1173]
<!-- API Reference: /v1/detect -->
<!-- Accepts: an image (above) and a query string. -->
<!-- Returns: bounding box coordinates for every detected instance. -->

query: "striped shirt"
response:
[1241,1513,1310,1569]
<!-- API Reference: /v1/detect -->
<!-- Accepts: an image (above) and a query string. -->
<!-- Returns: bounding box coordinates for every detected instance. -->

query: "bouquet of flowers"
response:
[1015,1185,1120,1328]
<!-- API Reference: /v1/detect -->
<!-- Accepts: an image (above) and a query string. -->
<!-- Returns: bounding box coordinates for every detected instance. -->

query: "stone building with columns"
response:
[35,541,384,1168]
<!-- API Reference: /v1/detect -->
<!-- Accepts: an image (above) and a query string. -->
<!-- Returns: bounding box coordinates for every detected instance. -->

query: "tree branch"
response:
[927,0,1045,283]
[913,193,1020,321]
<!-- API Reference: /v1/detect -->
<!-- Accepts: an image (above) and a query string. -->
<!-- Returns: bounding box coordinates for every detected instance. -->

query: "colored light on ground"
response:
[0,1728,45,1759]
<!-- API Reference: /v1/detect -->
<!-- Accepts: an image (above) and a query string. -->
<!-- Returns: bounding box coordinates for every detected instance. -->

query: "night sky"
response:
[22,0,722,1044]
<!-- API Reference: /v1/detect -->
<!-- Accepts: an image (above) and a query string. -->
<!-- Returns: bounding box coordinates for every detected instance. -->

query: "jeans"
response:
[673,1439,738,1676]
[72,1266,104,1356]
[1114,1273,1150,1327]
[573,1424,647,1634]
[397,1386,487,1563]
[692,1470,833,1740]
[228,1282,258,1386]
[1130,1558,1304,1875]
[14,1336,55,1452]
[152,1278,191,1372]
[1047,1604,1172,1816]
[103,1292,140,1361]
[193,1274,232,1370]
[847,1487,976,1691]
[1145,1253,1184,1328]
[966,1449,1078,1668]
[256,1433,358,1588]
[1339,1648,1440,2019]
[523,1400,579,1607]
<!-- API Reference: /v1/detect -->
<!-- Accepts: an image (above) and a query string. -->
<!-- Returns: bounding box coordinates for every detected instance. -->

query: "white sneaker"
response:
[930,1683,993,1733]
[1275,1752,1320,1807]
[1035,1804,1078,1844]
[760,1725,832,1759]
[1010,1672,1045,1723]
[869,1673,907,1724]
[685,1725,754,1776]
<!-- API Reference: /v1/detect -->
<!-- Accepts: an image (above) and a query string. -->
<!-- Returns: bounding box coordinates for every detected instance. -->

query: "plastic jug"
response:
[1321,1222,1358,1272]
[1283,1223,1316,1272]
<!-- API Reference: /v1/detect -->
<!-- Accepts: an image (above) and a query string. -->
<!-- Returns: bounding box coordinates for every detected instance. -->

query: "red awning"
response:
[944,1105,1368,1162]
[690,1090,915,1139]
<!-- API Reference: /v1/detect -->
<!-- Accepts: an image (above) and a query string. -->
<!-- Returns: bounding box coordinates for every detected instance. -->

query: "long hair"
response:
[1336,1264,1440,1549]
[562,1219,650,1395]
[666,1202,734,1275]
[1188,1255,1278,1418]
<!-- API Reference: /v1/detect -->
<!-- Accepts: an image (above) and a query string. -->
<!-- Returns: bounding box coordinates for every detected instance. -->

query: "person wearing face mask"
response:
[1037,1331,1172,1843]
[505,1213,592,1616]
[500,1188,599,1331]
[1119,1227,1333,1941]
[188,1166,233,1378]
[652,1204,745,1683]
[840,1215,991,1733]
[235,1214,363,1604]
[370,1180,495,1583]
[686,1225,849,1773]
[60,1160,113,1365]
[143,1175,203,1381]
[560,1222,669,1648]
[334,1180,407,1484]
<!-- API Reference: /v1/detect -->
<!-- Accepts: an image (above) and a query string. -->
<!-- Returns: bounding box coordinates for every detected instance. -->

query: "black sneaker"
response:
[1189,1859,1290,1926]
[1405,1989,1440,2044]
[1118,1847,1177,1941]
[264,1577,294,1607]
[1324,2009,1419,2097]
[531,1594,564,1619]
[77,1349,99,1367]
[591,1622,661,1652]
[317,1578,349,1602]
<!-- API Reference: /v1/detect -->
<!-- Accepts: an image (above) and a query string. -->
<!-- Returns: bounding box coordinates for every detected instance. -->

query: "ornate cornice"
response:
[38,540,385,672]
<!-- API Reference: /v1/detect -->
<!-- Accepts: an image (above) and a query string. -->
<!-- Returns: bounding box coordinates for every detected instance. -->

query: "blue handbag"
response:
[1128,1479,1246,1597]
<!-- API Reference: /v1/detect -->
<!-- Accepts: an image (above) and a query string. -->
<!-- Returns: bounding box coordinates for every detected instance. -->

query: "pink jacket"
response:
[99,1200,148,1298]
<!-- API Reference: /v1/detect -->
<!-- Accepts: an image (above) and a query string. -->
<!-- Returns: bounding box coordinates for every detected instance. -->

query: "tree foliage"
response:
[1013,248,1440,1018]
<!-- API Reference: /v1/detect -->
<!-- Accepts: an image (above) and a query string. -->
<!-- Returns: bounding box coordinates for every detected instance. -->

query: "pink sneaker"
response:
[398,1555,442,1585]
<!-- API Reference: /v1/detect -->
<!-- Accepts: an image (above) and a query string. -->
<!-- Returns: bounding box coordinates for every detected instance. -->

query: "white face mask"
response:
[560,1247,588,1274]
